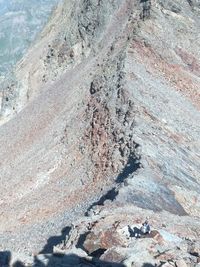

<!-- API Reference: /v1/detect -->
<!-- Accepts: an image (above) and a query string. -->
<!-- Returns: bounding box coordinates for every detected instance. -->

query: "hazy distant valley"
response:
[0,0,58,77]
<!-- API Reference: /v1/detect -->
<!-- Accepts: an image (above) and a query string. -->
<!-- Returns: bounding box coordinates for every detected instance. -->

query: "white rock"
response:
[175,259,188,267]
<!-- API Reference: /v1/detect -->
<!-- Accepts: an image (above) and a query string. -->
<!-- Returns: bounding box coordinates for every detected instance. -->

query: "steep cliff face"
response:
[0,0,141,252]
[0,0,200,266]
[0,0,131,122]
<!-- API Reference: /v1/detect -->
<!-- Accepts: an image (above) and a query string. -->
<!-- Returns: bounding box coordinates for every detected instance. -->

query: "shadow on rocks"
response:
[13,261,25,267]
[0,251,11,266]
[128,225,142,237]
[34,253,126,267]
[0,250,162,267]
[0,250,125,267]
[116,152,141,184]
[142,263,166,267]
[32,225,126,266]
[39,226,71,254]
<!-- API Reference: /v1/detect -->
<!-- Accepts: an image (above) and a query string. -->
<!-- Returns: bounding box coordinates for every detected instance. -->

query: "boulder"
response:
[100,248,125,263]
[175,259,188,267]
[190,241,200,257]
[149,230,165,244]
[162,262,175,267]
[83,229,125,254]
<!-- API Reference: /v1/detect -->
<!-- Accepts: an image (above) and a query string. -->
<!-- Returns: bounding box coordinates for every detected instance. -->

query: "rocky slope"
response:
[0,0,200,266]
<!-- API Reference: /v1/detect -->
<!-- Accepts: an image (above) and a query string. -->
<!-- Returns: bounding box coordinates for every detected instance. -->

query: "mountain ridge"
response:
[0,0,200,266]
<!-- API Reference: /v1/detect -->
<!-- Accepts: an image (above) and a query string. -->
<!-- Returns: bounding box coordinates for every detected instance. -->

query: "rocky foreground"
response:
[1,204,200,266]
[0,0,200,266]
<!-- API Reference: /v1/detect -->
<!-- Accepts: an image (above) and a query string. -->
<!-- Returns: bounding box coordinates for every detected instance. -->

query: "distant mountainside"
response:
[0,0,59,77]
